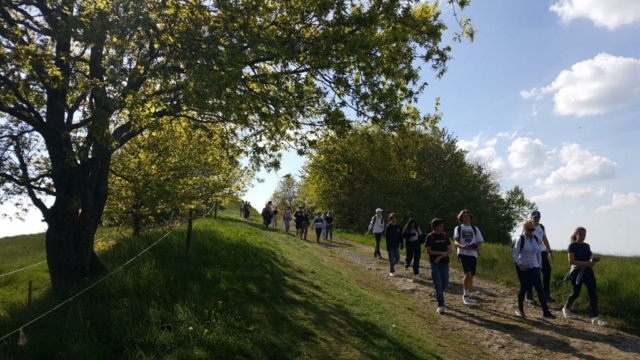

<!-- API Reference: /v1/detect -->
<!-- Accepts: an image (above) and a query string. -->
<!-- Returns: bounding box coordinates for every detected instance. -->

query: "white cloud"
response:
[569,205,585,215]
[550,0,640,30]
[485,138,498,147]
[473,147,506,170]
[531,186,607,202]
[531,104,538,117]
[497,131,518,139]
[520,53,640,117]
[507,137,554,178]
[536,143,617,186]
[458,133,481,151]
[596,192,640,212]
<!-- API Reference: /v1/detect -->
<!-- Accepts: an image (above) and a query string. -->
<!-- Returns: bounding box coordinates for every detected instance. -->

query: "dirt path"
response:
[319,238,640,360]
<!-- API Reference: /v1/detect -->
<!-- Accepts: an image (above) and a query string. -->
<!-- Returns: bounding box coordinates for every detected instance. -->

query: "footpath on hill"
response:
[314,235,640,360]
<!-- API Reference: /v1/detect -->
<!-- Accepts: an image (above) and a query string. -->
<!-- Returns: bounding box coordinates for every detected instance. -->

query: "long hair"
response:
[570,226,587,242]
[403,218,419,233]
[456,210,474,224]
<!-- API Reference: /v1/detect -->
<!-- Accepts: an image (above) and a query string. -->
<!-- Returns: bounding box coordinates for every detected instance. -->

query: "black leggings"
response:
[315,228,322,241]
[405,241,421,275]
[515,265,549,313]
[565,267,598,317]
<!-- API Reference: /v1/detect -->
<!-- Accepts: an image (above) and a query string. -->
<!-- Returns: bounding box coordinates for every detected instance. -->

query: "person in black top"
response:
[272,207,279,229]
[385,213,403,276]
[301,211,310,240]
[294,206,305,239]
[425,218,451,314]
[324,212,335,241]
[403,218,422,277]
[561,226,607,326]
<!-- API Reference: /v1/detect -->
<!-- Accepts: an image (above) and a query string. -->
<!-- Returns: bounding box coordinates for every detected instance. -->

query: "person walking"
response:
[262,202,273,229]
[365,208,385,259]
[312,212,326,243]
[454,210,483,306]
[244,202,251,218]
[272,207,279,229]
[525,210,555,303]
[283,206,292,233]
[561,227,607,326]
[240,201,244,217]
[301,210,310,240]
[324,211,334,241]
[403,218,423,277]
[512,220,556,319]
[294,206,305,239]
[425,218,451,314]
[385,213,403,277]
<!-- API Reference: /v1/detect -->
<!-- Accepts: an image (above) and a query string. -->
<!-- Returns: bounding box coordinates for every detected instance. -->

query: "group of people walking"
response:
[366,208,606,325]
[257,202,335,243]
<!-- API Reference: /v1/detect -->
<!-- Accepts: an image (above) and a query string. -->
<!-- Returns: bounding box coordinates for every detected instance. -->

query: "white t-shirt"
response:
[454,224,484,258]
[532,223,549,252]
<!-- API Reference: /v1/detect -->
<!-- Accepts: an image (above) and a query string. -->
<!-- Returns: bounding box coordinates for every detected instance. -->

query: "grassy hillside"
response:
[340,231,640,334]
[0,209,486,360]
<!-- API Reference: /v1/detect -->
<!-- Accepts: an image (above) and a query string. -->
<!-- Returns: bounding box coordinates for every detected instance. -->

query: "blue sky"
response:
[2,1,640,256]
[242,0,640,256]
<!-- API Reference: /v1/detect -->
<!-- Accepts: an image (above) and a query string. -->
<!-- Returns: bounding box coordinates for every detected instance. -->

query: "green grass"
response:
[0,209,486,360]
[341,230,640,334]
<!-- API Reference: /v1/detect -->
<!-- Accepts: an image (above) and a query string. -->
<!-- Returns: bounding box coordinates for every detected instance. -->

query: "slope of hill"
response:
[1,209,485,359]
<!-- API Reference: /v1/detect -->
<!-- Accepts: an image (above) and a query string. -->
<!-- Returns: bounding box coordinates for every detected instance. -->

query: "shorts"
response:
[295,222,302,230]
[458,254,477,275]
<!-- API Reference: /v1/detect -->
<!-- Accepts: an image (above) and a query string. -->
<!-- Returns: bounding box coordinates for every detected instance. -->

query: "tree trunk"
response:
[214,202,218,219]
[45,147,111,293]
[132,212,142,237]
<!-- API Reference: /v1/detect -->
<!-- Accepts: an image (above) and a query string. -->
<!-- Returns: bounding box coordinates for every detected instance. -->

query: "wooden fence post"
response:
[186,209,194,252]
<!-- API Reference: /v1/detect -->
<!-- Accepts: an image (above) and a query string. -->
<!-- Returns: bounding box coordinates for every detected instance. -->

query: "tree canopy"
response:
[0,0,473,290]
[297,123,536,243]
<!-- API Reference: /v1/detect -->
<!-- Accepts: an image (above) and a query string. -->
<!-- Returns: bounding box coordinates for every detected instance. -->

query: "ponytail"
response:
[570,226,586,242]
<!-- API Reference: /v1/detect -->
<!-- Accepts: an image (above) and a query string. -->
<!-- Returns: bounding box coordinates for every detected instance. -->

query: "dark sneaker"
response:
[546,295,556,303]
[543,312,556,319]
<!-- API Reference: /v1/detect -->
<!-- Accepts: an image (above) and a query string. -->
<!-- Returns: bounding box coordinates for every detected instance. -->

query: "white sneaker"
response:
[389,272,395,277]
[515,309,525,317]
[437,306,445,314]
[562,307,575,319]
[462,295,475,306]
[592,316,607,327]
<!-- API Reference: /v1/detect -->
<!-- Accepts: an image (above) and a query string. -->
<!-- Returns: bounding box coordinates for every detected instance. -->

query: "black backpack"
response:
[511,233,540,252]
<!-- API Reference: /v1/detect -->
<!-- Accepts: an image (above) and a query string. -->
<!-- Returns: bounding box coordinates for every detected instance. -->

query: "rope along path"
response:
[0,228,176,343]
[0,261,47,279]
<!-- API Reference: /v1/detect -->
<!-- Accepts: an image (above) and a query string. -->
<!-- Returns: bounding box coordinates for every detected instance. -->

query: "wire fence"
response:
[0,228,176,344]
[0,261,47,280]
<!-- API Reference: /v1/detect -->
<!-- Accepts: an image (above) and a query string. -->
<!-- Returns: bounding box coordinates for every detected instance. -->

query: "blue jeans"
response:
[374,233,382,257]
[388,247,400,273]
[430,263,449,307]
[284,218,290,232]
[324,225,333,240]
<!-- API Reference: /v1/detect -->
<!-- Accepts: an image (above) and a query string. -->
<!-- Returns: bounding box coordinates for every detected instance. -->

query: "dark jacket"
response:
[385,223,403,249]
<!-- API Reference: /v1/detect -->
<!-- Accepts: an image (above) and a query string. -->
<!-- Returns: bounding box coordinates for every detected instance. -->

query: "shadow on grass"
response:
[1,222,430,360]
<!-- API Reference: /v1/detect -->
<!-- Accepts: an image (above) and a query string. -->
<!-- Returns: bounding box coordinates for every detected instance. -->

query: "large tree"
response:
[0,0,473,291]
[269,174,299,211]
[103,119,251,235]
[299,123,535,243]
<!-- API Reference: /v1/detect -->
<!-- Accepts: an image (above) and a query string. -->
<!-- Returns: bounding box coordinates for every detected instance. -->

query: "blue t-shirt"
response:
[568,242,592,262]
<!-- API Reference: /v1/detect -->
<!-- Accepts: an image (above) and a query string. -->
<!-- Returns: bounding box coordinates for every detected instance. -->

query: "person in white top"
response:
[512,220,556,319]
[453,210,483,306]
[365,208,385,259]
[525,210,555,303]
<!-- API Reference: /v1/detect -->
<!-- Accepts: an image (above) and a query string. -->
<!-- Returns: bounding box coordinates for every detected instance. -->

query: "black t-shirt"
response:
[425,232,451,264]
[385,223,403,249]
[325,216,334,225]
[568,242,592,262]
[294,211,304,223]
[273,210,279,216]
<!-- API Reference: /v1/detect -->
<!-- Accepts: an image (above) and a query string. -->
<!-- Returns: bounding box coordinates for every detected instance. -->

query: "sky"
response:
[2,1,640,256]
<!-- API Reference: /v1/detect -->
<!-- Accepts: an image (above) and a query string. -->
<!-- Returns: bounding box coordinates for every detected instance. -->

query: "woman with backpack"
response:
[512,220,556,319]
[561,226,607,326]
[283,206,292,233]
[365,208,385,259]
[312,212,326,243]
[324,211,334,241]
[403,218,423,277]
